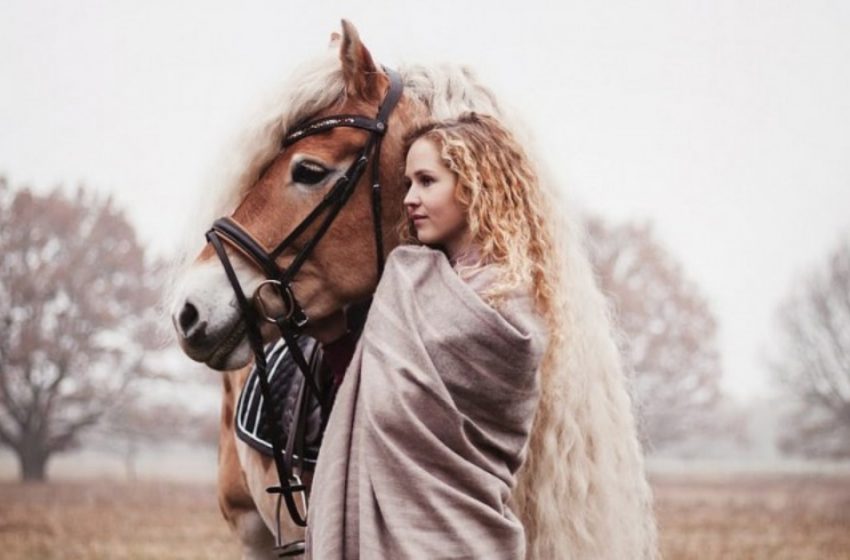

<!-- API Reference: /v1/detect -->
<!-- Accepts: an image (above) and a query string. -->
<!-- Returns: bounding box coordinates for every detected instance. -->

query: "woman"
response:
[305,112,563,559]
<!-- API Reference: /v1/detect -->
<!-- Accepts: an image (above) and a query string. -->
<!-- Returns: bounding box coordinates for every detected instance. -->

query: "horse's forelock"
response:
[223,50,348,217]
[170,50,344,270]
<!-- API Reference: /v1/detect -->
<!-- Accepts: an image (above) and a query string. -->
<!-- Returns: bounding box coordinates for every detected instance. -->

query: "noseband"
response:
[204,67,403,556]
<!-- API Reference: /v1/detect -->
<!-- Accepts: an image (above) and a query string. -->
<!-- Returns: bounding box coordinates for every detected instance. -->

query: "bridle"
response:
[204,67,404,557]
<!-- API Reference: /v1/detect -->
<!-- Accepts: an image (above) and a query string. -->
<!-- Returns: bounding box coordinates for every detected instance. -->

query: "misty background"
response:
[2,0,849,481]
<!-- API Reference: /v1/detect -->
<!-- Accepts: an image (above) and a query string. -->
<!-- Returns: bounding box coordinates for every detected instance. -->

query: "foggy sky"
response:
[2,0,849,399]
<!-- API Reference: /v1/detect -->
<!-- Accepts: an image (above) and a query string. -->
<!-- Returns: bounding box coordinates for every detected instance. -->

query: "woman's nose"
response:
[403,187,419,207]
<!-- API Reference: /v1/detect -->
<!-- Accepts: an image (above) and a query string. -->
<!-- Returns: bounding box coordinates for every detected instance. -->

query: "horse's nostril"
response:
[178,302,200,334]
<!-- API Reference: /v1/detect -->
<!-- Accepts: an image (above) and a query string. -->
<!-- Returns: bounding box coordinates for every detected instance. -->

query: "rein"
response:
[205,67,404,557]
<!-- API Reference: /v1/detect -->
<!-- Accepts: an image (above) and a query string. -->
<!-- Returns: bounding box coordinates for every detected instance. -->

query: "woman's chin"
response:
[414,229,437,245]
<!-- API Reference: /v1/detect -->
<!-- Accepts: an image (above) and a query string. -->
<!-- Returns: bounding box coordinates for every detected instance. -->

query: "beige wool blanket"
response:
[304,244,548,559]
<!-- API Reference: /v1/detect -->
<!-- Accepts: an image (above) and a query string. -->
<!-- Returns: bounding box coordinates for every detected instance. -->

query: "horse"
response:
[170,19,658,560]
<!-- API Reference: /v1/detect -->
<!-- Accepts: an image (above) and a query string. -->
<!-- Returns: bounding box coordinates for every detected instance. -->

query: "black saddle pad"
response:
[234,335,328,469]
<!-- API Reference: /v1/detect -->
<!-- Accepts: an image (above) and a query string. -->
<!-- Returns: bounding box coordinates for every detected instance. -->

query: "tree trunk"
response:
[124,440,137,481]
[18,447,49,482]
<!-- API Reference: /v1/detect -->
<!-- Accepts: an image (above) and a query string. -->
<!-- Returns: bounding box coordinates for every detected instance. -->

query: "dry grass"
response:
[652,472,850,560]
[1,473,848,559]
[0,480,239,559]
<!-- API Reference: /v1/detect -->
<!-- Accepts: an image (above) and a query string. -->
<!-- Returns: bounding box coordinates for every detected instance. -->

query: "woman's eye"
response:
[292,162,329,185]
[420,176,434,186]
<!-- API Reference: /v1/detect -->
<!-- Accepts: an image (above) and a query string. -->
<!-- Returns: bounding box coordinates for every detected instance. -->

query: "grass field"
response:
[1,473,849,559]
[651,472,850,559]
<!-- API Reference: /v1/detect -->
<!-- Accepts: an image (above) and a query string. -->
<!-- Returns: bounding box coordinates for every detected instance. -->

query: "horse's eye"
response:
[292,161,329,185]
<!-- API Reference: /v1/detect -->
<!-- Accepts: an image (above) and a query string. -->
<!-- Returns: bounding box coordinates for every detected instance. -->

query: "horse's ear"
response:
[339,19,380,101]
[328,31,341,47]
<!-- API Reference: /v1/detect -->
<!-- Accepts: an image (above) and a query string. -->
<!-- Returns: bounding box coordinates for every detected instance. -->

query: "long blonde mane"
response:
[512,168,659,557]
[194,47,658,559]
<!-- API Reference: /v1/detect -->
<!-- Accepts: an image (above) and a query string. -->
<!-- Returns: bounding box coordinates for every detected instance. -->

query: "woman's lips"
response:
[412,216,427,223]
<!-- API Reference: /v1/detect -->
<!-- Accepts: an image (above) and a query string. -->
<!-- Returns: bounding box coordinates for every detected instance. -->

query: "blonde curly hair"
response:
[395,112,564,337]
[397,112,658,559]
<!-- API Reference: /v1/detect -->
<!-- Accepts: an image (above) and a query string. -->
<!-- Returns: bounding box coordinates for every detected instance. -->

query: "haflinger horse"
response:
[170,19,658,560]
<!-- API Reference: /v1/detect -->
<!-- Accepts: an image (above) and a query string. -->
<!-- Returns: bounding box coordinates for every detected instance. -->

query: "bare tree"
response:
[0,177,164,480]
[771,235,850,459]
[88,356,222,480]
[92,394,219,480]
[584,215,734,451]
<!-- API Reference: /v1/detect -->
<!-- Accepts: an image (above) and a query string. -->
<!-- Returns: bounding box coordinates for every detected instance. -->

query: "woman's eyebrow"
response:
[405,168,434,179]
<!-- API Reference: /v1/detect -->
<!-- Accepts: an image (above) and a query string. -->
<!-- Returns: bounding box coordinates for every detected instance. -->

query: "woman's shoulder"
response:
[386,243,444,263]
[467,272,550,363]
[382,244,549,355]
[385,244,496,292]
[384,244,450,277]
[496,285,550,358]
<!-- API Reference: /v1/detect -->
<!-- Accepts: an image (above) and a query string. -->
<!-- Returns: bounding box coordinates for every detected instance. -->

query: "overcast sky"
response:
[2,0,848,399]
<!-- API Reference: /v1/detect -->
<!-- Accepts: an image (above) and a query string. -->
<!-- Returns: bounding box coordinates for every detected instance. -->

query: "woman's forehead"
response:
[406,138,444,168]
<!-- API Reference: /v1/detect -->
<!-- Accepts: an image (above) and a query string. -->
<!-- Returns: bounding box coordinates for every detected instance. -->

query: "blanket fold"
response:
[305,245,548,559]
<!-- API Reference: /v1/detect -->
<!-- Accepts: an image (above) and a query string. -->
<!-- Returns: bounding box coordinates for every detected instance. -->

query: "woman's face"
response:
[403,138,470,256]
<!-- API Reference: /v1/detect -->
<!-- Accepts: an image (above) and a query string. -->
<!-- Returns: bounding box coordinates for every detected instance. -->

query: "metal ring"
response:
[253,279,296,324]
